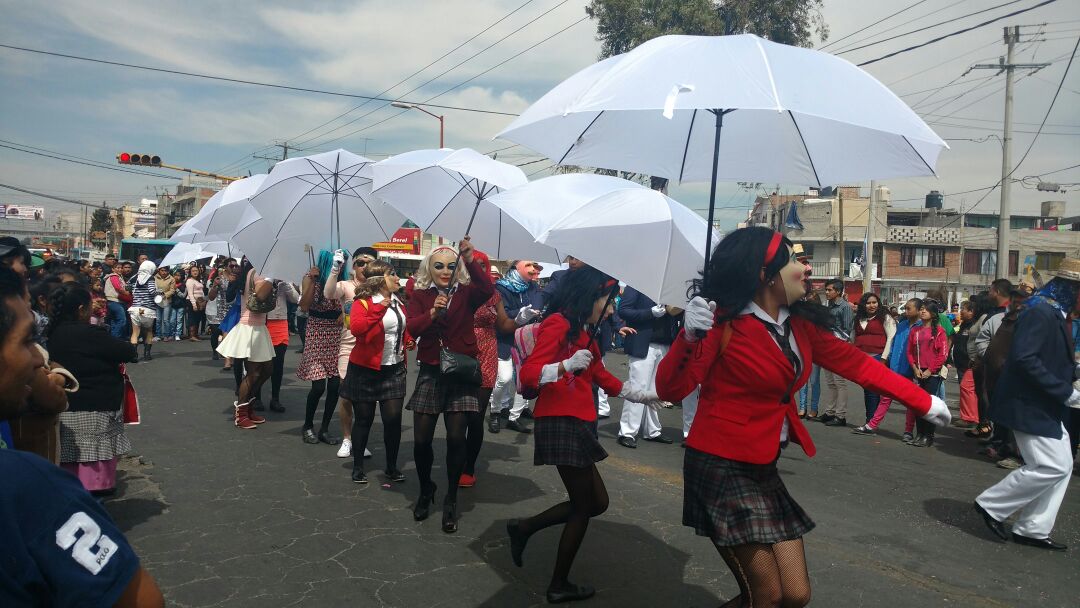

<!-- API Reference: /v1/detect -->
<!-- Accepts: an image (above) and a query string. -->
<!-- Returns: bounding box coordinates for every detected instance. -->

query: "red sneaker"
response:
[234,402,258,430]
[458,473,476,488]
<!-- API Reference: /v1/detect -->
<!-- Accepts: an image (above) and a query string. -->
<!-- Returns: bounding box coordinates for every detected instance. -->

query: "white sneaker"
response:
[336,438,352,458]
[364,448,372,458]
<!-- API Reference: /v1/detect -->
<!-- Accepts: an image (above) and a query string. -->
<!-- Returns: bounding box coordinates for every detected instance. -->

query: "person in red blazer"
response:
[342,259,411,486]
[506,266,659,604]
[656,227,951,608]
[404,238,493,533]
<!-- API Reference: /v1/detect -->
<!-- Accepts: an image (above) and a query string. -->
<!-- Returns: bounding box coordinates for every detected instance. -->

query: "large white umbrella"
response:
[495,33,948,267]
[232,149,406,281]
[160,241,234,267]
[488,173,718,306]
[372,148,559,263]
[195,174,267,242]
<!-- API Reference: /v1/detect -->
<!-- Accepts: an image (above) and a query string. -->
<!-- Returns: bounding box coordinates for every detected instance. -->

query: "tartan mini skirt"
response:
[340,362,406,403]
[533,416,608,468]
[406,363,480,415]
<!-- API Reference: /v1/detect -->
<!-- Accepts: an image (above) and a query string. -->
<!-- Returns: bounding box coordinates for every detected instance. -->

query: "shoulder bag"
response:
[245,272,278,314]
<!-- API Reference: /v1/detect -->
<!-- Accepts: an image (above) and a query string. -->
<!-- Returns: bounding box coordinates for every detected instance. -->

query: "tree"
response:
[90,208,113,233]
[586,0,827,59]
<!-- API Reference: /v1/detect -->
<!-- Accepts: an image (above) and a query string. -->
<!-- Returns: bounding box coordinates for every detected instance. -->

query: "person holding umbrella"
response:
[656,227,950,608]
[404,238,493,533]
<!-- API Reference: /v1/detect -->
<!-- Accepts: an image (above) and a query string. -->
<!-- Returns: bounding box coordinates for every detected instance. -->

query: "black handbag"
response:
[438,331,481,385]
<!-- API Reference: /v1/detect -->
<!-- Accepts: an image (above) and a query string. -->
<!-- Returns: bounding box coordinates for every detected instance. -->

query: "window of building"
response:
[1035,252,1065,271]
[964,215,998,229]
[961,250,1020,276]
[899,246,945,268]
[1011,217,1038,230]
[887,213,920,226]
[1009,251,1019,276]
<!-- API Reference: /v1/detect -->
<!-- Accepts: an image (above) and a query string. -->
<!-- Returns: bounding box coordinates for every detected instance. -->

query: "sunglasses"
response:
[433,262,457,271]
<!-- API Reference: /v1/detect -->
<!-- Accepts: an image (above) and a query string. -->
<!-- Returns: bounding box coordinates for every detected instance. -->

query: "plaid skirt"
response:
[59,410,131,464]
[683,447,814,546]
[340,362,407,403]
[534,416,608,468]
[406,363,480,415]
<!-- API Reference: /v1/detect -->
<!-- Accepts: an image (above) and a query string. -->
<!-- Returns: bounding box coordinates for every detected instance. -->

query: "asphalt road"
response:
[108,338,1080,607]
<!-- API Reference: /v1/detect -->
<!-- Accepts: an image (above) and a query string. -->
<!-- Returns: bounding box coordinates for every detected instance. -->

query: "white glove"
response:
[618,386,663,408]
[1067,388,1080,409]
[331,249,346,271]
[650,304,667,318]
[683,296,716,341]
[921,395,952,427]
[562,349,593,374]
[515,305,540,325]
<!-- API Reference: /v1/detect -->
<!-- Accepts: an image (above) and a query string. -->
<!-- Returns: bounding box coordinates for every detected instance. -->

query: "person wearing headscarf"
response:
[126,260,159,362]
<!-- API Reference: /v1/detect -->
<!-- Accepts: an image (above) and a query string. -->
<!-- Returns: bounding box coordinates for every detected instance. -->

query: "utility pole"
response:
[864,181,876,294]
[971,26,1049,280]
[837,187,845,279]
[255,141,291,168]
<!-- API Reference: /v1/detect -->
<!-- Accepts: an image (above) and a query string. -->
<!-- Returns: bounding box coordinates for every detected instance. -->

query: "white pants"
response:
[596,354,610,417]
[976,423,1073,539]
[682,386,700,438]
[821,368,848,418]
[619,343,666,440]
[490,358,528,421]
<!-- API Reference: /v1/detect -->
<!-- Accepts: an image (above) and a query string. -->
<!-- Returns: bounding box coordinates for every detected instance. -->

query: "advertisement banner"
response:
[0,205,45,221]
[373,228,422,255]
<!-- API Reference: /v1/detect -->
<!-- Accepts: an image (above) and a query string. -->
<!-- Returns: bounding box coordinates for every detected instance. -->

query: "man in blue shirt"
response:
[0,265,163,607]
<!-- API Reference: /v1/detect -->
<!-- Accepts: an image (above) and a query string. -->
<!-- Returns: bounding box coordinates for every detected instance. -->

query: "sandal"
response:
[965,424,992,438]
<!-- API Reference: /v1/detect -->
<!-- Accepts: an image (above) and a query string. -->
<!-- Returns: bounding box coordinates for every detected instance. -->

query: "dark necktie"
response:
[758,317,802,403]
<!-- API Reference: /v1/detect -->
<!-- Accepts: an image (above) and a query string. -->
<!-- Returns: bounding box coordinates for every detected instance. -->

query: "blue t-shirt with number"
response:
[0,450,139,607]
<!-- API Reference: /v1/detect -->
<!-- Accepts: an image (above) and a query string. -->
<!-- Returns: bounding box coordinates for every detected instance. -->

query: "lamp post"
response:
[391,101,445,148]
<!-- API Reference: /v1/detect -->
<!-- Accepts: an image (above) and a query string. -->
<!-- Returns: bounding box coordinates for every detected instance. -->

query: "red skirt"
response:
[267,319,289,346]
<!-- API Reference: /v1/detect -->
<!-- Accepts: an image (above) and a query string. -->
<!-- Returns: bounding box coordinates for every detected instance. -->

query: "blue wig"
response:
[317,249,348,283]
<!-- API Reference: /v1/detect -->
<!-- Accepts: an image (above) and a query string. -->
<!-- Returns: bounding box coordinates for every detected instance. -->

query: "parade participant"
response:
[974,261,1080,552]
[907,299,949,448]
[324,247,380,459]
[816,279,854,427]
[48,283,138,494]
[153,266,175,342]
[126,260,158,362]
[852,292,896,425]
[255,276,299,413]
[206,260,235,365]
[343,259,410,484]
[462,251,503,487]
[216,259,275,430]
[855,298,921,438]
[507,266,660,604]
[616,286,679,448]
[185,265,207,342]
[296,264,343,445]
[489,259,544,434]
[405,238,493,532]
[655,227,950,608]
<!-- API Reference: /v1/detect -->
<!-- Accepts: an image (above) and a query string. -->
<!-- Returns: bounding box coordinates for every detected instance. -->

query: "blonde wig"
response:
[413,245,471,291]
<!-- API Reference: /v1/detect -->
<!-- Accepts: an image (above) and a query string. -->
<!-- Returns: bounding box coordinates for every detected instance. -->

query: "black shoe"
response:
[506,419,532,434]
[521,408,534,419]
[302,429,318,444]
[351,467,368,485]
[506,519,528,567]
[1011,533,1067,551]
[252,399,266,412]
[414,483,436,521]
[385,469,406,483]
[487,416,501,434]
[212,351,220,361]
[142,346,152,361]
[442,500,458,534]
[911,435,934,448]
[681,440,687,448]
[546,583,595,604]
[498,409,510,420]
[816,413,836,424]
[616,436,637,449]
[317,431,340,446]
[643,434,674,444]
[973,502,1009,542]
[824,417,847,427]
[269,399,286,413]
[597,413,610,419]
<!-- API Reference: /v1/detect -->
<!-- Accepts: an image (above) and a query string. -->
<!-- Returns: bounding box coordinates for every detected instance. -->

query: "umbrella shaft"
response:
[702,109,726,289]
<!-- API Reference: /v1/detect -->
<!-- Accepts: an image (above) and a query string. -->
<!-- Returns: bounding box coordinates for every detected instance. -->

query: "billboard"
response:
[0,205,45,221]
[373,228,422,255]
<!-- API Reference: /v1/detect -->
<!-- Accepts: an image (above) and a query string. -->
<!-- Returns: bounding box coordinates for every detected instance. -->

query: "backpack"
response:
[511,323,543,400]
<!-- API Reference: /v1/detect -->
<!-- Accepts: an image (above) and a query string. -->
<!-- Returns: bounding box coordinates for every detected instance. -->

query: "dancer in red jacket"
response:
[656,227,951,608]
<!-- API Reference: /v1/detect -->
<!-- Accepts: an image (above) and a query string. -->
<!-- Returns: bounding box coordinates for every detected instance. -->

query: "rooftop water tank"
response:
[925,190,943,209]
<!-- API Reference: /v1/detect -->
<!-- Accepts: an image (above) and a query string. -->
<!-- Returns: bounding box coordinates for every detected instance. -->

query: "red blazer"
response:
[657,313,932,465]
[348,296,410,371]
[405,259,494,366]
[519,314,623,422]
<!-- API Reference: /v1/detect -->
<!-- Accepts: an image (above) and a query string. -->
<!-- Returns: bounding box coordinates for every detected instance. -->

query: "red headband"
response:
[765,232,783,264]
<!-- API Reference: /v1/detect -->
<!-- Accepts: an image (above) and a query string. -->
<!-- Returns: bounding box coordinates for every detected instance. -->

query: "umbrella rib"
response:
[426,180,471,232]
[273,178,330,239]
[754,37,783,111]
[902,136,937,177]
[678,109,698,184]
[787,111,822,188]
[372,166,439,194]
[557,110,605,166]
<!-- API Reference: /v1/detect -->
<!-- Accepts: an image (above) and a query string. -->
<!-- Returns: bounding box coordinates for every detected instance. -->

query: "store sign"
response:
[373,228,422,254]
[0,205,45,221]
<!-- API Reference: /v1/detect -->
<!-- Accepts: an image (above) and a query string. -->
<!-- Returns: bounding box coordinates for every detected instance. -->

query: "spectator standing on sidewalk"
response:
[817,279,854,427]
[153,266,175,341]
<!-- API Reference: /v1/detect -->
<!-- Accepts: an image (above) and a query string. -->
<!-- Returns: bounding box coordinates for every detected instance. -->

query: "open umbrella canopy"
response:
[496,34,947,187]
[488,174,718,306]
[232,149,406,281]
[196,174,267,242]
[372,147,558,263]
[160,241,233,267]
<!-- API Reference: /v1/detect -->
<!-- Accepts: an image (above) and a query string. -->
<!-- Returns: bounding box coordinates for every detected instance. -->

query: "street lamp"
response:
[391,101,445,148]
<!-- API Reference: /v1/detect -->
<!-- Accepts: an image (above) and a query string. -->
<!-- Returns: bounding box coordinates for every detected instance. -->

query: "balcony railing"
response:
[809,261,880,280]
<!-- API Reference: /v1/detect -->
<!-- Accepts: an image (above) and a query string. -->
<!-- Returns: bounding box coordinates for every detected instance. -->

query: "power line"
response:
[0,182,190,221]
[819,0,933,51]
[1010,36,1079,173]
[838,0,1026,56]
[0,141,179,180]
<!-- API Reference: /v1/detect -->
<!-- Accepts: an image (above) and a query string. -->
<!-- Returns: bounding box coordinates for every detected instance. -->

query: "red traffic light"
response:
[117,153,161,166]
[118,152,131,163]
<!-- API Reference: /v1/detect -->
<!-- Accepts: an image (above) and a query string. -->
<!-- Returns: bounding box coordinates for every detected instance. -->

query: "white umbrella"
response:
[195,174,267,242]
[232,149,406,281]
[488,173,718,306]
[160,241,233,267]
[372,148,558,263]
[495,33,947,267]
[538,263,569,279]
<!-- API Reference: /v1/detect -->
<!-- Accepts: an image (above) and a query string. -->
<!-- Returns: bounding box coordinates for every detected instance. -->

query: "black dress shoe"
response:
[643,434,674,444]
[302,429,318,444]
[252,399,266,412]
[442,500,458,533]
[385,469,406,483]
[816,413,836,424]
[824,417,847,427]
[269,399,286,413]
[616,436,637,449]
[546,583,595,604]
[521,408,534,419]
[317,431,340,446]
[413,483,436,521]
[506,419,532,434]
[506,519,528,567]
[1011,533,1067,551]
[973,502,1009,542]
[487,416,501,433]
[351,468,368,484]
[597,413,610,419]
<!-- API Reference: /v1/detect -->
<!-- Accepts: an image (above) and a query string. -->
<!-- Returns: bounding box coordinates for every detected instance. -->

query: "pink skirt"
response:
[61,458,118,492]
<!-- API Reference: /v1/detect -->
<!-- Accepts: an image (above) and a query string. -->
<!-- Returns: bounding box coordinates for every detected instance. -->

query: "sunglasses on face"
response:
[433,262,457,271]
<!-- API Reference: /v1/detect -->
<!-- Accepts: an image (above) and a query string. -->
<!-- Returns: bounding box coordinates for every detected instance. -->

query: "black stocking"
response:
[270,343,287,400]
[352,398,402,472]
[413,412,438,494]
[209,325,221,351]
[319,376,340,434]
[715,539,811,608]
[232,357,246,394]
[464,389,491,476]
[443,412,468,504]
[304,377,339,431]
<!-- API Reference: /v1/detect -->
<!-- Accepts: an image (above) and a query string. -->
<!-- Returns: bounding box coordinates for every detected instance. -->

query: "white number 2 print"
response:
[55,512,119,575]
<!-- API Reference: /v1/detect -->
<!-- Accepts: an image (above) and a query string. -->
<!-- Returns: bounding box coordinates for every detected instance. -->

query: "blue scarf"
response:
[496,269,530,294]
[1025,278,1080,315]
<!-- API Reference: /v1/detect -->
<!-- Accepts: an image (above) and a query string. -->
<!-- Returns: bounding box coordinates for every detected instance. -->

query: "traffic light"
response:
[117,153,162,166]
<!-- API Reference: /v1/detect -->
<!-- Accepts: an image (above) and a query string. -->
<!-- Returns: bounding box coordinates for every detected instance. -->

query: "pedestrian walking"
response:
[215,259,276,430]
[655,227,949,608]
[126,261,158,361]
[296,264,343,446]
[255,276,299,413]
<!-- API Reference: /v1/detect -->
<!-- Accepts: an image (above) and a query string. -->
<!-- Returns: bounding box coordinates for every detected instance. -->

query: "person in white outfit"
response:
[616,286,677,448]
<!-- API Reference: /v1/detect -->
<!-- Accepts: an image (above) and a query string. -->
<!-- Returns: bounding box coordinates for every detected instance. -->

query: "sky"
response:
[0,0,1078,231]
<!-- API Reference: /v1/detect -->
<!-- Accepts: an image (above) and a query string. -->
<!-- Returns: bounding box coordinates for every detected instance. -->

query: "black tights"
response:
[413,411,468,504]
[233,358,246,394]
[352,399,404,473]
[715,539,811,608]
[260,344,287,401]
[304,377,340,432]
[464,388,492,476]
[516,465,609,589]
[238,359,271,407]
[209,324,221,352]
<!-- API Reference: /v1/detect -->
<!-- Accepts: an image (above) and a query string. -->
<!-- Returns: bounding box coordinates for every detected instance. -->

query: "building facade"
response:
[158,175,223,238]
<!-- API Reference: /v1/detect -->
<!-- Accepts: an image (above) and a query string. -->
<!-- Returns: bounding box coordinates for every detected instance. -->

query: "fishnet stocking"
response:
[716,538,811,608]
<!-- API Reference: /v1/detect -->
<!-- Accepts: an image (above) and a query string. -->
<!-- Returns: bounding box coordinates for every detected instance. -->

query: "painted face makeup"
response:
[776,248,811,306]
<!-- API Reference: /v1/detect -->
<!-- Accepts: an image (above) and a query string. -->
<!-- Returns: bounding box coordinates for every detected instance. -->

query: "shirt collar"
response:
[740,301,789,330]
